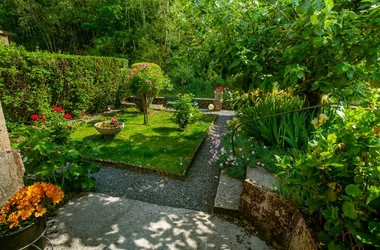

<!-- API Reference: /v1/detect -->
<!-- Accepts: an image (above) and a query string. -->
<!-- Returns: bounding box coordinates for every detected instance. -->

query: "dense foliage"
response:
[233,89,313,149]
[277,107,380,249]
[0,0,173,65]
[181,0,380,103]
[0,44,128,128]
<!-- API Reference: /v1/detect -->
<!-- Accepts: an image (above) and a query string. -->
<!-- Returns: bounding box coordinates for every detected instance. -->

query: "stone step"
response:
[246,167,280,191]
[213,171,243,214]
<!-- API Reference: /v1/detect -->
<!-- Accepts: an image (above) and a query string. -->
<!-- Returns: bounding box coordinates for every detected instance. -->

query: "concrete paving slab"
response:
[213,172,243,213]
[47,193,272,250]
[246,167,279,191]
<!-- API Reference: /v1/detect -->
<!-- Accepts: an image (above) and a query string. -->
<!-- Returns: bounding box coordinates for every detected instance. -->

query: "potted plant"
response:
[0,182,64,250]
[94,114,124,137]
[214,86,223,101]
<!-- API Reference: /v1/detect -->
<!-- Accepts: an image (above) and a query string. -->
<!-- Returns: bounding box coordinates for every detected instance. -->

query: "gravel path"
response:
[92,110,235,213]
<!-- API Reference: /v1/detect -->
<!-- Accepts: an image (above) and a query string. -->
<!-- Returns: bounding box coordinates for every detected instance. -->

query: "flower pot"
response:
[94,122,124,136]
[214,91,223,101]
[0,217,46,250]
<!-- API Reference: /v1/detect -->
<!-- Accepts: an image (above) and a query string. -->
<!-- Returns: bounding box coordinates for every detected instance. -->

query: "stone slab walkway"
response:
[47,193,273,250]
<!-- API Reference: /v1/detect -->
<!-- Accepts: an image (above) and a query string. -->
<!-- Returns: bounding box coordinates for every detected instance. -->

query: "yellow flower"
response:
[311,118,319,128]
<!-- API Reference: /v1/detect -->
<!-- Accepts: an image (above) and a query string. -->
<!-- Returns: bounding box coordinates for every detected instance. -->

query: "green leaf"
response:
[240,20,249,27]
[345,184,362,197]
[343,202,357,219]
[318,231,331,245]
[324,19,331,29]
[327,133,337,144]
[328,241,341,250]
[310,13,319,25]
[329,225,344,236]
[354,176,364,184]
[368,221,380,237]
[296,0,311,15]
[355,232,380,247]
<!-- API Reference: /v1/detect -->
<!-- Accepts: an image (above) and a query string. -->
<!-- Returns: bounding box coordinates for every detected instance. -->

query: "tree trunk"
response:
[143,94,149,124]
[0,102,24,206]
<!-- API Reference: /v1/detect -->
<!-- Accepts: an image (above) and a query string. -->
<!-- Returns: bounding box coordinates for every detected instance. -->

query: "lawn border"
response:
[88,114,218,181]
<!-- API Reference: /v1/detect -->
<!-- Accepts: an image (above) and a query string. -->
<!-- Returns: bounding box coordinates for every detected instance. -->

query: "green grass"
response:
[71,108,216,174]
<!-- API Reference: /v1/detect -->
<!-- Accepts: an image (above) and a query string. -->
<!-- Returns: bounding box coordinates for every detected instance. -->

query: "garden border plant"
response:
[227,102,379,249]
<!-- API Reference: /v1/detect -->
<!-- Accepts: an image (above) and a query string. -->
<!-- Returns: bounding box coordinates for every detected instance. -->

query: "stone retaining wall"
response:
[126,96,234,110]
[239,179,319,250]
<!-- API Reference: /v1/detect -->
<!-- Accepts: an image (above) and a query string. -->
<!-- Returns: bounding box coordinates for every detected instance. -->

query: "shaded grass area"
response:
[71,108,216,174]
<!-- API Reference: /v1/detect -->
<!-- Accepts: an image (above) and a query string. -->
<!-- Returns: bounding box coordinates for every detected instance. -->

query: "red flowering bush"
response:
[0,182,64,233]
[30,106,74,144]
[13,106,99,192]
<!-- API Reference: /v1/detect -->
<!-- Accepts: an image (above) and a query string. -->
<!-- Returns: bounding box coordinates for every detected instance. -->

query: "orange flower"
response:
[0,182,64,231]
[34,205,47,218]
[7,213,20,228]
[20,205,34,220]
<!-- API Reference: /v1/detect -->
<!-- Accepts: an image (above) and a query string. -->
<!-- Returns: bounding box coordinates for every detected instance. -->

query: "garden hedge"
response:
[0,44,129,124]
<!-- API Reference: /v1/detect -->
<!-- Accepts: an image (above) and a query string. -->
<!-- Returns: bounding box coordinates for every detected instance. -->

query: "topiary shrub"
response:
[126,62,171,124]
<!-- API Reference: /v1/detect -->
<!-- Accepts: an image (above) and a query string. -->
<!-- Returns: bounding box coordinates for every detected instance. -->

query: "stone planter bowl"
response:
[94,122,124,136]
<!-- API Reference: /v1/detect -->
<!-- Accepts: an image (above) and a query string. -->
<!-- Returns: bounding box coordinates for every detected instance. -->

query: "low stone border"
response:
[239,179,320,250]
[87,116,217,181]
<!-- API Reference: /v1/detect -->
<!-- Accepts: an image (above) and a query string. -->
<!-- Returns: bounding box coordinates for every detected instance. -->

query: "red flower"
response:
[81,113,85,117]
[68,126,73,130]
[41,117,47,121]
[53,106,64,112]
[215,86,223,92]
[30,114,39,120]
[64,113,72,119]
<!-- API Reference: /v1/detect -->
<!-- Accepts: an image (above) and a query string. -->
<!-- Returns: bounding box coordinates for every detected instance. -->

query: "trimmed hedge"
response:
[0,44,129,123]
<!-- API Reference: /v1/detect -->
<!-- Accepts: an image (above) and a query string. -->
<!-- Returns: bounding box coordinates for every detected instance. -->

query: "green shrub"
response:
[126,62,171,124]
[0,44,129,126]
[172,94,202,130]
[236,89,313,149]
[11,109,99,192]
[276,107,380,249]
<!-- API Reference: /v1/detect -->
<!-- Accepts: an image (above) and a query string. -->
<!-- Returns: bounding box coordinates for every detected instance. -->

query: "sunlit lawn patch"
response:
[71,108,216,175]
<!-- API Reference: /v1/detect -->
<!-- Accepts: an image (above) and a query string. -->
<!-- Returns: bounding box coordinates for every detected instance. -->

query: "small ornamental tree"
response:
[126,62,171,124]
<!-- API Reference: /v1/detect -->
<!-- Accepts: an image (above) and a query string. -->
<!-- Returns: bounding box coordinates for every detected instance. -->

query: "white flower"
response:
[208,104,214,110]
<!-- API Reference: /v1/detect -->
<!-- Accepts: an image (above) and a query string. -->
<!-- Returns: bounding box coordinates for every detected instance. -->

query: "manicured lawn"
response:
[71,108,216,174]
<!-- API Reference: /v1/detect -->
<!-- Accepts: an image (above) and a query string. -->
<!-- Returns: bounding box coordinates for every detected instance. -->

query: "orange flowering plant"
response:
[0,182,64,234]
